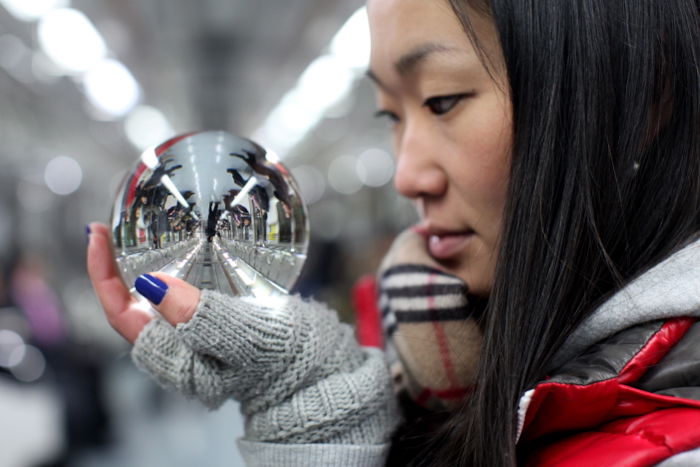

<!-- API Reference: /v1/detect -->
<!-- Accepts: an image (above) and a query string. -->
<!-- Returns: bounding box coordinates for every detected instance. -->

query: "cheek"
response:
[447,97,512,257]
[452,121,511,216]
[428,93,511,294]
[465,97,512,175]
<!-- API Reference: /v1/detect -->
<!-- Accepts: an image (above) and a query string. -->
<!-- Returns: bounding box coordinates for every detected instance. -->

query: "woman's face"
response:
[368,0,512,295]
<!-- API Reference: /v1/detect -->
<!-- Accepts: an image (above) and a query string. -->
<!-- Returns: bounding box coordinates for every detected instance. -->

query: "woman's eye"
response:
[374,109,400,125]
[423,93,471,115]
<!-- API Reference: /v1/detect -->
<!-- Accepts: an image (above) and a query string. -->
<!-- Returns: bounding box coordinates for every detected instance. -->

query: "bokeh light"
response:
[124,105,175,150]
[356,148,395,187]
[37,8,106,74]
[83,59,140,119]
[44,155,83,195]
[327,155,362,195]
[291,165,325,205]
[0,0,68,22]
[10,345,46,382]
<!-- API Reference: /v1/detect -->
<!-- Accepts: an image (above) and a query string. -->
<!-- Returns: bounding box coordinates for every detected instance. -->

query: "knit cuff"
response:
[244,348,400,444]
[237,440,391,467]
[132,317,195,396]
[131,316,234,408]
[174,290,367,411]
[175,290,294,362]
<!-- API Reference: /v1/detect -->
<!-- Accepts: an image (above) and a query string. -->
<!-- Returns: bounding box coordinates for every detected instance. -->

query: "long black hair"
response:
[421,0,700,465]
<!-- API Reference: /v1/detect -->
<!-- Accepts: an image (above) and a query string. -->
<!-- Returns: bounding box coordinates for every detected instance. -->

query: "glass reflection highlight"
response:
[111,130,309,297]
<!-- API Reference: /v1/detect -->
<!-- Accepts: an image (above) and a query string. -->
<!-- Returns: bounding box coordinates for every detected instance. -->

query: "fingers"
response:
[86,222,152,343]
[134,272,201,326]
[86,222,199,341]
[87,222,133,320]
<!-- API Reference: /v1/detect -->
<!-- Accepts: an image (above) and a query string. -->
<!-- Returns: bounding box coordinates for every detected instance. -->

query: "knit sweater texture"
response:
[131,292,400,465]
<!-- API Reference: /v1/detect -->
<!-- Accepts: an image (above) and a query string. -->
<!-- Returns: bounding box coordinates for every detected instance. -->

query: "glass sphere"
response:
[110,131,309,298]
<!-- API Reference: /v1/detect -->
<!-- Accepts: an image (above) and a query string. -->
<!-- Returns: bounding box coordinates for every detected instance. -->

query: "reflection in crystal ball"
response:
[110,131,309,298]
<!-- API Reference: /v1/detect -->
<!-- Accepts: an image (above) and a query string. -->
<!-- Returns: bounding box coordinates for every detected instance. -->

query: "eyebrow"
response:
[366,42,457,87]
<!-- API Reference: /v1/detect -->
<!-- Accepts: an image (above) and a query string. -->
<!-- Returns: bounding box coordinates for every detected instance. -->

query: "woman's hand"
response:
[86,222,200,343]
[86,221,399,447]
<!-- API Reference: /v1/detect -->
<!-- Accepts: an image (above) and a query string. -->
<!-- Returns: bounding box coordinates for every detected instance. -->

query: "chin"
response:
[464,277,493,298]
[452,261,495,298]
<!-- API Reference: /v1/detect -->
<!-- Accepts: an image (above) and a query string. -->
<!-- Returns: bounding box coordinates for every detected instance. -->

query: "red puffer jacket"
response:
[518,316,700,466]
[354,238,700,466]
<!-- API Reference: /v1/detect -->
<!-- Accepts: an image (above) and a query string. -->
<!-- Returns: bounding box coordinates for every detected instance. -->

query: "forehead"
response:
[367,0,493,78]
[368,0,470,51]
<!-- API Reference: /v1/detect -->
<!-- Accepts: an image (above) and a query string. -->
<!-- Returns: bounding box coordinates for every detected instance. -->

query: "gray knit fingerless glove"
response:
[131,290,400,445]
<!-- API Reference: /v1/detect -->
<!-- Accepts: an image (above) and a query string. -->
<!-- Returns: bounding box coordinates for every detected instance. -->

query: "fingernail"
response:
[85,224,91,244]
[135,274,168,305]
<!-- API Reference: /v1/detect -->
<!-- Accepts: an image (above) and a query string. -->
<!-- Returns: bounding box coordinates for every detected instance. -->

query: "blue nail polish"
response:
[85,225,91,244]
[135,274,168,305]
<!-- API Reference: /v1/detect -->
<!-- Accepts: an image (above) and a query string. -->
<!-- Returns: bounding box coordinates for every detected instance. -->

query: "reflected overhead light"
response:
[230,176,258,208]
[161,174,191,209]
[83,59,140,119]
[266,149,281,164]
[125,105,175,150]
[139,147,199,220]
[44,155,82,195]
[140,146,159,169]
[0,0,68,22]
[38,8,106,74]
[235,268,254,286]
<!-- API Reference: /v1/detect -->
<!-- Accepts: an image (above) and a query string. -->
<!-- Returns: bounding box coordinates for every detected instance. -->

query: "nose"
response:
[393,124,447,199]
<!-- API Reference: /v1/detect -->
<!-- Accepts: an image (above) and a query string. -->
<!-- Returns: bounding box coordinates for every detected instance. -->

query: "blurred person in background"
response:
[7,252,111,466]
[87,0,700,466]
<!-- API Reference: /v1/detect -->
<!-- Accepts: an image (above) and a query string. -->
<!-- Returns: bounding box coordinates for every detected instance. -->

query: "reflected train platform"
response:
[118,237,306,298]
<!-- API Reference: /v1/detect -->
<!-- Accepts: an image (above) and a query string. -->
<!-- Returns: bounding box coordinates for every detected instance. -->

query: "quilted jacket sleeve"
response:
[519,319,700,466]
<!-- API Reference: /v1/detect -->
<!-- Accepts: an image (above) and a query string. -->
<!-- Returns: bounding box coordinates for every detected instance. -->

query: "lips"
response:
[427,232,474,258]
[413,224,475,260]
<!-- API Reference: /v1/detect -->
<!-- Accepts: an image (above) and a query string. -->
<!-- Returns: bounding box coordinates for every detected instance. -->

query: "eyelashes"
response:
[374,109,400,124]
[423,93,473,115]
[374,92,474,124]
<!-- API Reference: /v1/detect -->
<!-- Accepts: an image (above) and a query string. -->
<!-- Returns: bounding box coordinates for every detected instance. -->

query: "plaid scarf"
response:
[378,263,485,410]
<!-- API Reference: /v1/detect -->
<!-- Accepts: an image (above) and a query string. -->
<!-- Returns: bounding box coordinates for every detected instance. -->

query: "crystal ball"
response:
[110,130,309,298]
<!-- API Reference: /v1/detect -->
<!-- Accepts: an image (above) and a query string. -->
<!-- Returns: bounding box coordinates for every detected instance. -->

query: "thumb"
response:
[134,273,201,326]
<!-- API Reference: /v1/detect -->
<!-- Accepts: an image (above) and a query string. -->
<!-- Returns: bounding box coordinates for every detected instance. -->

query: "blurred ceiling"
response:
[0,0,414,269]
[0,0,364,174]
[0,0,416,362]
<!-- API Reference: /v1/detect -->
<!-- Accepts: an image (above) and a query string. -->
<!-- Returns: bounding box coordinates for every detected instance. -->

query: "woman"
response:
[87,0,700,465]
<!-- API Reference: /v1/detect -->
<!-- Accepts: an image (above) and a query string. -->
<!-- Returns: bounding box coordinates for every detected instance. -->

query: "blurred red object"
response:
[352,275,383,348]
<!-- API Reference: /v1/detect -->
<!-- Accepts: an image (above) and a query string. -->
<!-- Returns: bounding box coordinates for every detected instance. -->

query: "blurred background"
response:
[0,0,416,465]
